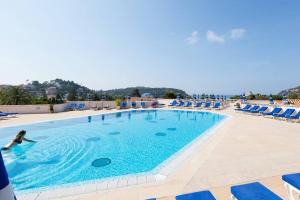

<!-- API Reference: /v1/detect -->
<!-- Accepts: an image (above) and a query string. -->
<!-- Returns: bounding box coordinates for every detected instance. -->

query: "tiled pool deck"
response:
[1,105,300,199]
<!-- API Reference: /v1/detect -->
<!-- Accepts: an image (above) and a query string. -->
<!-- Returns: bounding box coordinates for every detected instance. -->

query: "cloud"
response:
[186,31,199,45]
[206,30,225,44]
[230,28,246,39]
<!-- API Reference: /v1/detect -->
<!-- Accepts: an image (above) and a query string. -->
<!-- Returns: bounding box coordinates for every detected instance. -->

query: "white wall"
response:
[67,101,116,109]
[0,100,157,114]
[53,104,67,113]
[0,105,50,114]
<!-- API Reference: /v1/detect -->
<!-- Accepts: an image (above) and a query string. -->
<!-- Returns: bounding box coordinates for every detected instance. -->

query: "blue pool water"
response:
[0,110,225,191]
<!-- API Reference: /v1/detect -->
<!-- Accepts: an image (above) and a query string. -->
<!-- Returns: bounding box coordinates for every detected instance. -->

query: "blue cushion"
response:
[0,152,9,190]
[231,182,282,200]
[146,198,156,200]
[176,190,216,200]
[252,107,268,113]
[282,173,300,190]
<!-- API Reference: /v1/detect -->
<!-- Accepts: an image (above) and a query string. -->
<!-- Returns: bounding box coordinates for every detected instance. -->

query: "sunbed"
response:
[244,105,260,112]
[131,102,137,108]
[0,111,17,118]
[0,111,18,115]
[282,172,300,200]
[235,104,251,111]
[273,108,295,118]
[66,103,77,111]
[194,102,202,108]
[0,113,8,120]
[147,190,216,200]
[141,102,146,108]
[120,102,128,109]
[286,111,300,120]
[204,102,211,109]
[231,182,282,200]
[176,190,216,200]
[212,102,221,109]
[168,100,177,107]
[77,103,85,110]
[177,101,185,107]
[250,106,268,114]
[184,101,192,107]
[262,107,282,116]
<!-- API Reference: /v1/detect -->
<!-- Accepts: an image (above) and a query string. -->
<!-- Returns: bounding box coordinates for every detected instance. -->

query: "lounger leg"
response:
[284,182,296,200]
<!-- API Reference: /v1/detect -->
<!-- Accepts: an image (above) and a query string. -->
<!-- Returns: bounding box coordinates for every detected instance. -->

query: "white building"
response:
[46,87,58,99]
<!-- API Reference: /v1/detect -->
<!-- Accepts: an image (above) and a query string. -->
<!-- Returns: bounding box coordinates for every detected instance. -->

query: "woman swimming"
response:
[1,130,36,151]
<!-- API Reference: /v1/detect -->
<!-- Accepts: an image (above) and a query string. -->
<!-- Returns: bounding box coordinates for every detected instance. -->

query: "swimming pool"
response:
[0,110,225,191]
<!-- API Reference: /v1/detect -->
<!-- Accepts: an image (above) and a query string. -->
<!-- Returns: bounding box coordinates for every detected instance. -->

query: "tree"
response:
[92,93,100,101]
[131,89,141,97]
[163,92,176,99]
[248,94,256,100]
[67,88,78,101]
[0,86,33,105]
[288,93,298,99]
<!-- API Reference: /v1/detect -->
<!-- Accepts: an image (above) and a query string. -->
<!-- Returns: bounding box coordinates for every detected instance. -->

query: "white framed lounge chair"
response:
[282,172,300,200]
[231,182,282,200]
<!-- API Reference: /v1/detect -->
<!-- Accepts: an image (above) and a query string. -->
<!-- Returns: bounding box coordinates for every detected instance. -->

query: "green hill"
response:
[101,86,187,98]
[278,85,300,99]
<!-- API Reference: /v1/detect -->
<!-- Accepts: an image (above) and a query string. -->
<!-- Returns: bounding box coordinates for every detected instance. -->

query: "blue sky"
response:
[0,0,299,95]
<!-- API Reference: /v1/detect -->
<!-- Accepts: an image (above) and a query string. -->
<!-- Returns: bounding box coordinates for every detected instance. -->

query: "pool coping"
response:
[14,108,231,200]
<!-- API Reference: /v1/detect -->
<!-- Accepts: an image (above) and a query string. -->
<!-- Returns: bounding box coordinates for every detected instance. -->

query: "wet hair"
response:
[17,130,26,137]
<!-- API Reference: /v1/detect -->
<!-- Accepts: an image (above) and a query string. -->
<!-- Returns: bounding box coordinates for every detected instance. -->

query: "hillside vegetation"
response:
[0,79,188,105]
[278,85,300,99]
[102,87,187,98]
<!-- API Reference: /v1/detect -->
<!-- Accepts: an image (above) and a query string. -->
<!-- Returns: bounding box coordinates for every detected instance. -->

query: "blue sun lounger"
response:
[66,103,77,111]
[0,111,17,118]
[273,108,295,118]
[262,107,282,116]
[194,102,202,108]
[177,101,185,107]
[0,113,8,119]
[212,102,221,109]
[0,111,18,115]
[250,106,268,114]
[204,102,211,109]
[286,110,300,120]
[245,105,260,112]
[235,104,251,111]
[77,103,85,110]
[131,101,137,108]
[141,102,146,108]
[176,190,216,200]
[120,102,127,109]
[282,172,300,199]
[184,101,192,107]
[168,100,177,106]
[231,182,282,200]
[147,190,216,200]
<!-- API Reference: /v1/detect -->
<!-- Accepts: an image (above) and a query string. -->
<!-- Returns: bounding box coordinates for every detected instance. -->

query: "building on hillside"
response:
[141,93,153,98]
[46,87,58,99]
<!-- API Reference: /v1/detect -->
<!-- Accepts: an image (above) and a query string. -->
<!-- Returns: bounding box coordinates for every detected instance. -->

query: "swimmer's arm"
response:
[2,141,15,150]
[23,138,36,143]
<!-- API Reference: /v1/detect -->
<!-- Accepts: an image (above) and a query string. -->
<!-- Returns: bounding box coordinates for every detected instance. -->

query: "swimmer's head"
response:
[17,130,26,138]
